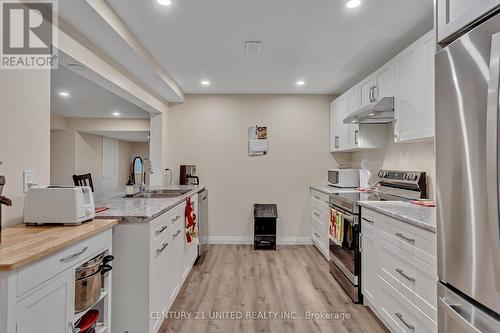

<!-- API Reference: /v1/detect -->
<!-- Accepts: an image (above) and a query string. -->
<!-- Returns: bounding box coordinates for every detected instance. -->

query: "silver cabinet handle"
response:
[173,229,182,238]
[362,218,375,224]
[313,195,320,200]
[396,268,416,282]
[172,215,181,223]
[354,129,359,145]
[395,232,415,243]
[157,242,169,255]
[395,313,415,331]
[155,224,168,236]
[60,246,88,262]
[314,232,320,238]
[313,212,320,217]
[359,233,363,252]
[369,86,373,102]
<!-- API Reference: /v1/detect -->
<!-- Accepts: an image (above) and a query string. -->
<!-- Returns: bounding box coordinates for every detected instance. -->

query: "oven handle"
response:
[329,204,358,225]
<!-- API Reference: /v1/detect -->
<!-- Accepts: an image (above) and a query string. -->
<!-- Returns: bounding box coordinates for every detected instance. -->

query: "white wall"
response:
[169,95,349,244]
[350,125,436,199]
[0,70,50,227]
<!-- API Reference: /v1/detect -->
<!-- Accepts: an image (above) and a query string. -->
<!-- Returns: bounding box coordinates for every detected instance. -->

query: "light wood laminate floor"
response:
[159,245,388,333]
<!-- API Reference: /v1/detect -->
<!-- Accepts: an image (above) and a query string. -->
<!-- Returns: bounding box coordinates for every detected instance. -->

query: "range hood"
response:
[343,97,395,124]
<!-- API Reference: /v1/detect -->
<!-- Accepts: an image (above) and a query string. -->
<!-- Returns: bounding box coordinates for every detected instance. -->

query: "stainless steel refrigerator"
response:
[436,12,500,333]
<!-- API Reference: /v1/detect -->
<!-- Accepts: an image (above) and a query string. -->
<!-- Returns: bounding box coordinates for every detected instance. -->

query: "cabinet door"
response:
[421,31,436,139]
[437,0,500,43]
[166,224,184,305]
[150,239,168,319]
[394,40,421,142]
[16,271,74,333]
[329,101,338,152]
[347,85,360,148]
[361,229,379,307]
[359,75,375,109]
[183,195,199,279]
[373,61,394,101]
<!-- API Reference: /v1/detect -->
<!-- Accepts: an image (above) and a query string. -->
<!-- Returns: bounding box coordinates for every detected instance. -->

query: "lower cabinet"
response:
[0,229,113,333]
[112,193,200,333]
[15,270,74,333]
[361,208,437,333]
[361,227,378,308]
[310,189,330,259]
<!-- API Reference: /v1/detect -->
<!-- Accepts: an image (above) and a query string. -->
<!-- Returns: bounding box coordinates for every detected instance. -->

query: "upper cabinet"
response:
[330,29,435,152]
[394,30,435,142]
[437,0,500,44]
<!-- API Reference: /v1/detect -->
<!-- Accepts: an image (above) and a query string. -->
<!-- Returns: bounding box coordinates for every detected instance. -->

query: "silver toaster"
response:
[24,186,95,225]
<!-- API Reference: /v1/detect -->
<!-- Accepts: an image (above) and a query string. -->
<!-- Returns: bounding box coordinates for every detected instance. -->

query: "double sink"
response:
[124,189,191,199]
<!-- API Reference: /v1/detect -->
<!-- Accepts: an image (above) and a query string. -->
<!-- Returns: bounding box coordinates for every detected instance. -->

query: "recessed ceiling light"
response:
[351,120,357,123]
[296,80,306,86]
[346,0,361,9]
[200,80,211,86]
[112,112,121,117]
[157,0,172,6]
[58,91,70,97]
[368,113,375,116]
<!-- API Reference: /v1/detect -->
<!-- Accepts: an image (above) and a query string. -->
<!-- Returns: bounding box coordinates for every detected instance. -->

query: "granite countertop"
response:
[94,185,205,223]
[358,201,436,233]
[310,184,361,195]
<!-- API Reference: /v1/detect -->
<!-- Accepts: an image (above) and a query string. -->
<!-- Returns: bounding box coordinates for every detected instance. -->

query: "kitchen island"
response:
[94,185,205,333]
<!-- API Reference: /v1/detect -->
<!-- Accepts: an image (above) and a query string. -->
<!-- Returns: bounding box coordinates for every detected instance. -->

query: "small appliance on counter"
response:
[180,165,200,185]
[0,175,12,243]
[24,186,95,225]
[328,168,359,188]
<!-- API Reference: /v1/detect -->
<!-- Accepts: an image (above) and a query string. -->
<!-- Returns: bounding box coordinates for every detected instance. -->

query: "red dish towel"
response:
[185,197,199,245]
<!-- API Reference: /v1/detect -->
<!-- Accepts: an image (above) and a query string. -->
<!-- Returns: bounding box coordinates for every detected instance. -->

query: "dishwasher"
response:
[197,189,208,259]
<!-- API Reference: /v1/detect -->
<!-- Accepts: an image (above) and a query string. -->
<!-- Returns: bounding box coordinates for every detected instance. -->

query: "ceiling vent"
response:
[245,41,262,55]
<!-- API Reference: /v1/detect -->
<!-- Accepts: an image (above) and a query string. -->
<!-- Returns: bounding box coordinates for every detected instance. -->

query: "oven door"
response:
[329,206,360,286]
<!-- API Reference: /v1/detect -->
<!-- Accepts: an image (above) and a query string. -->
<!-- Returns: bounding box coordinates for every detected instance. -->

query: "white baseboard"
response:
[204,236,312,246]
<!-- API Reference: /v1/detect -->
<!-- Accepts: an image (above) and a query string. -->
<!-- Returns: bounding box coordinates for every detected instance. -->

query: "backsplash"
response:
[350,128,436,199]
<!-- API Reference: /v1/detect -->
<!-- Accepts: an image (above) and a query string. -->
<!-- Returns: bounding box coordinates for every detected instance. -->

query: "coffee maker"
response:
[179,165,199,185]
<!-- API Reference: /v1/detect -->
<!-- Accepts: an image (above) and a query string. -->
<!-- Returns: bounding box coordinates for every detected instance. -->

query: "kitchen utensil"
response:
[75,270,102,312]
[76,309,100,333]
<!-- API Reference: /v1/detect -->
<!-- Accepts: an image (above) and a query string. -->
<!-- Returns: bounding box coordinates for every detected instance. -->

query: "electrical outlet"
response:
[23,170,35,193]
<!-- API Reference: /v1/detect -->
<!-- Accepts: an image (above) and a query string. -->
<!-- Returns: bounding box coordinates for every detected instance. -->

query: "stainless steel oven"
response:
[328,203,362,303]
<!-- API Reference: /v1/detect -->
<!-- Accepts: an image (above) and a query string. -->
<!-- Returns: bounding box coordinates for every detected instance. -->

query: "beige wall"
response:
[0,70,50,227]
[50,130,146,191]
[169,95,349,243]
[350,126,436,199]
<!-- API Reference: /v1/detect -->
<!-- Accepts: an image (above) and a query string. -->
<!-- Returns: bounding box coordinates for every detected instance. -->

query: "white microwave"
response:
[328,169,360,188]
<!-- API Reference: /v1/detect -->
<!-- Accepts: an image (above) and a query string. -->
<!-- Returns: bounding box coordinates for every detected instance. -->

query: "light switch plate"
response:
[23,170,35,193]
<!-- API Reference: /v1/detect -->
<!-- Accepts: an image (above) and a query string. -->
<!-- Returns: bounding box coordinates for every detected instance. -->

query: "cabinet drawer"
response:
[310,189,329,203]
[17,230,110,297]
[361,209,378,234]
[150,202,186,248]
[377,214,436,267]
[312,218,329,255]
[379,237,437,320]
[378,276,436,333]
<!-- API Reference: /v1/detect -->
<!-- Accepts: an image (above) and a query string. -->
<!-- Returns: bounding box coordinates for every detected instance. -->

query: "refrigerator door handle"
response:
[486,32,500,293]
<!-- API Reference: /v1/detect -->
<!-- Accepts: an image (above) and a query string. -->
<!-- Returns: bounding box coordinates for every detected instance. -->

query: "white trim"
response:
[204,236,313,246]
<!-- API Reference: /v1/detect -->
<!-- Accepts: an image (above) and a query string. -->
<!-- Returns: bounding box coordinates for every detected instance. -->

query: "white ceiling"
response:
[51,65,151,119]
[59,0,433,97]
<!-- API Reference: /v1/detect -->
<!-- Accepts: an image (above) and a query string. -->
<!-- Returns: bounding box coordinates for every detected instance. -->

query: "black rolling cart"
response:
[254,204,277,250]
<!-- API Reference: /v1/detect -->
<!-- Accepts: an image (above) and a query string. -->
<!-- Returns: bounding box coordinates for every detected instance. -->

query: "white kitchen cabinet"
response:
[359,75,375,110]
[310,189,330,259]
[330,95,349,151]
[15,270,74,333]
[112,192,200,333]
[394,30,435,142]
[360,207,437,332]
[361,224,379,308]
[0,229,113,333]
[373,60,395,102]
[437,0,500,44]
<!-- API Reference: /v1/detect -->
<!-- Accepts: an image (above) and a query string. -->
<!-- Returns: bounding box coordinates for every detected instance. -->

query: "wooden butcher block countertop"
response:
[0,219,117,271]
